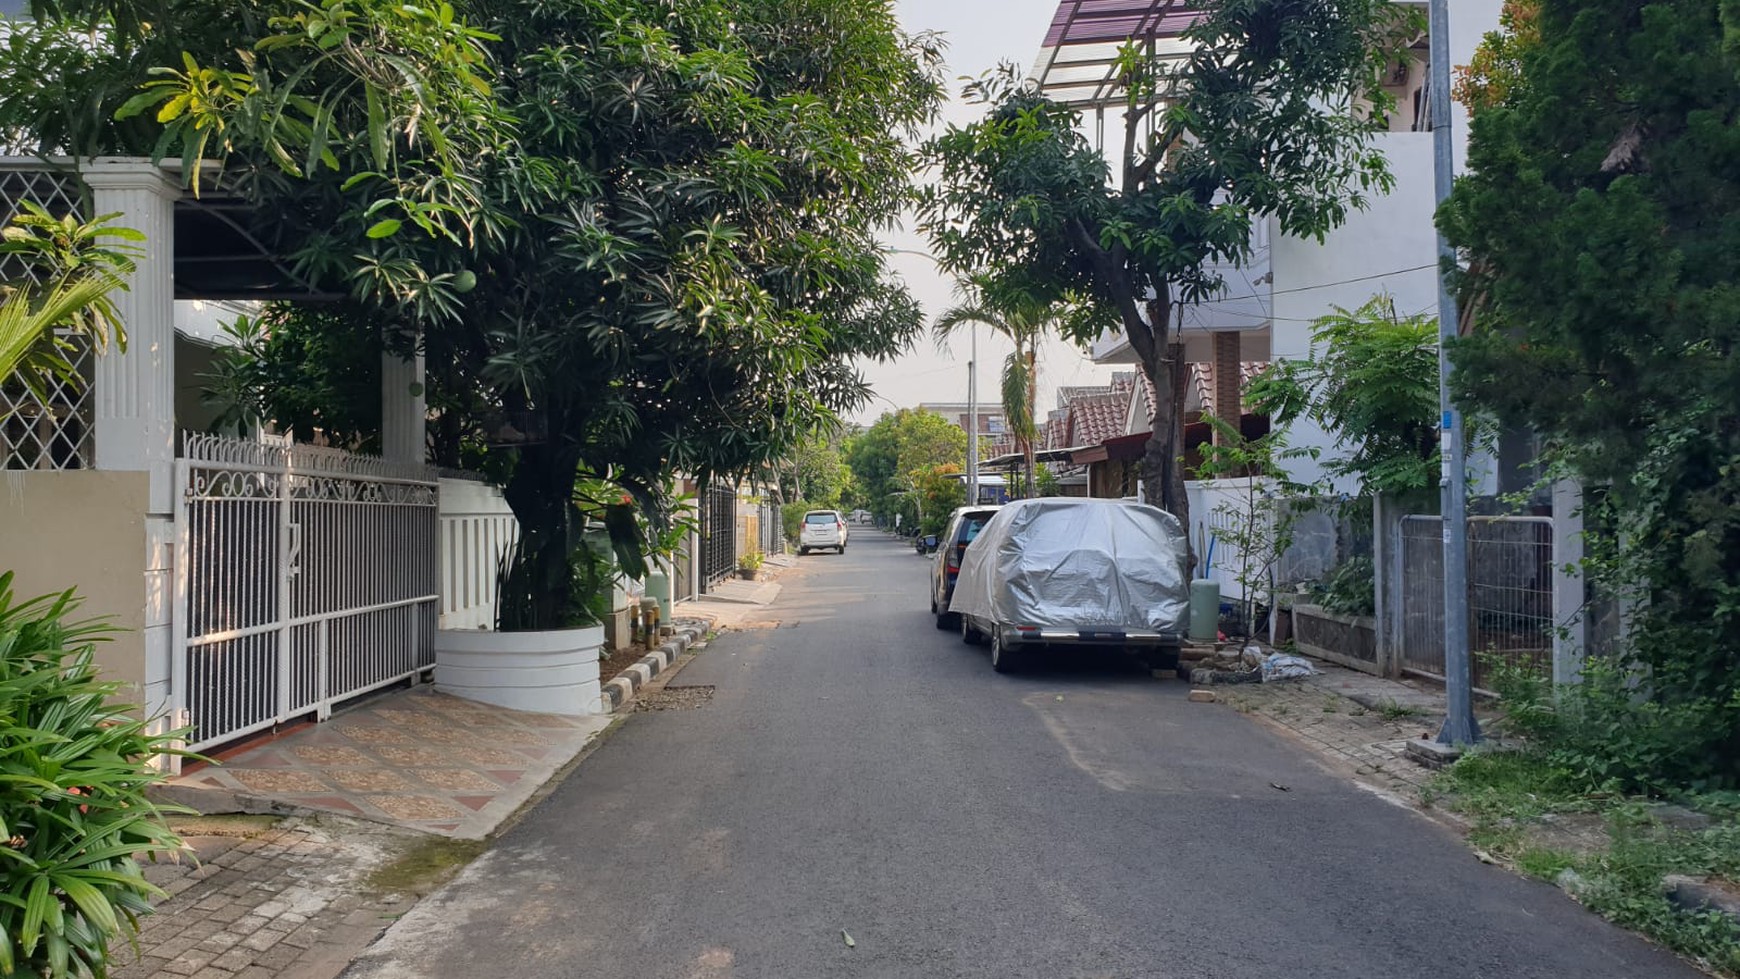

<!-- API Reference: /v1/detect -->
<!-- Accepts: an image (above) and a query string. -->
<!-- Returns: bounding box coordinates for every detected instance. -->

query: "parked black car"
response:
[929,505,1003,630]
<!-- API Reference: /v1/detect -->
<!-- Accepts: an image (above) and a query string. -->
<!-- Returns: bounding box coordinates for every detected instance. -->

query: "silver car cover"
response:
[947,498,1190,634]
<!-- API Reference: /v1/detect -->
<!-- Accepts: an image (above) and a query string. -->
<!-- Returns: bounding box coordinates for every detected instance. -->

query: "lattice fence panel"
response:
[1,166,93,470]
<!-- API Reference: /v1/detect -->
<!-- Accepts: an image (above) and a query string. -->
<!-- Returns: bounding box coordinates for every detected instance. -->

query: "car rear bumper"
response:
[1002,627,1183,647]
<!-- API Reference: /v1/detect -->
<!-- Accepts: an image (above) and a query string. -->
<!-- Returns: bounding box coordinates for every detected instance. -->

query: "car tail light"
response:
[1016,625,1041,635]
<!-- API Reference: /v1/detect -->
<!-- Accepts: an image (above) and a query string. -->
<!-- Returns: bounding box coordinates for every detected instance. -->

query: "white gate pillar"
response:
[87,160,181,514]
[381,351,426,463]
[1551,478,1588,685]
[85,160,181,740]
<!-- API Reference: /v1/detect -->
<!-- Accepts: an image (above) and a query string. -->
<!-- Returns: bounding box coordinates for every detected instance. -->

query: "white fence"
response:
[174,434,440,750]
[438,477,519,630]
[1187,478,1261,603]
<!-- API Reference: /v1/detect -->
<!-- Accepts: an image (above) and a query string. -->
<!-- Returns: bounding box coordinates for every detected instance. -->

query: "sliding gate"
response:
[174,434,440,750]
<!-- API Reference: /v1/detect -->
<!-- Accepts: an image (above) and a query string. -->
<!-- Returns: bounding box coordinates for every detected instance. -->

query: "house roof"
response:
[1031,1,1201,109]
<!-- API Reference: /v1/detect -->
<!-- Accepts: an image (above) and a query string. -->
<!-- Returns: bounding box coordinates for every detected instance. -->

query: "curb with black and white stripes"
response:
[601,620,709,712]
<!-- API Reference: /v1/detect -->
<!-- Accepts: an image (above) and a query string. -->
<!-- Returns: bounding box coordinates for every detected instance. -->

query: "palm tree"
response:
[0,204,135,405]
[933,290,1057,499]
[0,275,126,403]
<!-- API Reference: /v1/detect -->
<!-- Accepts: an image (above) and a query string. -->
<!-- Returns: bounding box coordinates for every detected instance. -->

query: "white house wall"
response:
[1268,0,1505,494]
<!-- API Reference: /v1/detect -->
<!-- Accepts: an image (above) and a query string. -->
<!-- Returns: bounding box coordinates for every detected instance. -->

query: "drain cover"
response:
[635,685,716,712]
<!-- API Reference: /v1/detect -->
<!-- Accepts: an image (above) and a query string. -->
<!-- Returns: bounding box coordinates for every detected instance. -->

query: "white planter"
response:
[435,625,605,716]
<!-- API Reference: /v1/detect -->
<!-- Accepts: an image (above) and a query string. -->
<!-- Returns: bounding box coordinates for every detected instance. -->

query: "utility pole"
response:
[966,324,978,506]
[1430,0,1480,746]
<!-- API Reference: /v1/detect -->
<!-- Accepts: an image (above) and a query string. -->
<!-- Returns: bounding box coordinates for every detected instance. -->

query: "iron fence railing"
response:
[700,483,737,591]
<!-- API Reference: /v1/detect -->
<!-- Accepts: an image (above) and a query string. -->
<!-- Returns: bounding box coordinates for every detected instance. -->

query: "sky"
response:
[852,0,1117,426]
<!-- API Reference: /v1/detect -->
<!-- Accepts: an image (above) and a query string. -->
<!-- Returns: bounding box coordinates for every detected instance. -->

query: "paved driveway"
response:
[347,533,1702,979]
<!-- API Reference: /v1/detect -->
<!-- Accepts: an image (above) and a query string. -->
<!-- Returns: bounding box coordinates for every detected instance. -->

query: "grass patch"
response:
[1434,750,1740,977]
[1374,699,1427,722]
[364,836,487,899]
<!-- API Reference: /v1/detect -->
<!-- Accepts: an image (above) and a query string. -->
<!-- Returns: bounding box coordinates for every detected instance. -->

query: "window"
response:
[804,513,836,525]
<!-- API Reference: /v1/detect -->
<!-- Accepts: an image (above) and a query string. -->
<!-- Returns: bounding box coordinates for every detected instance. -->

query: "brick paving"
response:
[1213,664,1454,800]
[116,816,424,979]
[160,688,611,839]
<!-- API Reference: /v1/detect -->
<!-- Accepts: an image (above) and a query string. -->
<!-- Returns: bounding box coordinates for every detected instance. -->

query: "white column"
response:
[1551,478,1587,685]
[381,350,427,463]
[87,160,181,514]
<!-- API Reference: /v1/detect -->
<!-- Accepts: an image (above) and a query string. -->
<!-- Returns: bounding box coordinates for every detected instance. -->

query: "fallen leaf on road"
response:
[1474,850,1498,865]
[1270,783,1290,792]
[1055,695,1064,702]
[842,930,856,948]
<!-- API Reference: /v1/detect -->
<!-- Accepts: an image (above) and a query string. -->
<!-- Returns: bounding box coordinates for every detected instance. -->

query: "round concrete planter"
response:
[435,625,605,716]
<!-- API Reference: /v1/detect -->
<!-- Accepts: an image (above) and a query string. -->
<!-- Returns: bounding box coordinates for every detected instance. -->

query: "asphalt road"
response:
[347,533,1703,979]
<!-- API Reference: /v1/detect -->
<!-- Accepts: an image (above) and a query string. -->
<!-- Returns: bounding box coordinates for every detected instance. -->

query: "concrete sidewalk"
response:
[1210,661,1476,801]
[160,688,611,839]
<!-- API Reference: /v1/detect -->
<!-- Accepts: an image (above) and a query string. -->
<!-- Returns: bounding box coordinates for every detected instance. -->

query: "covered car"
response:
[949,497,1190,673]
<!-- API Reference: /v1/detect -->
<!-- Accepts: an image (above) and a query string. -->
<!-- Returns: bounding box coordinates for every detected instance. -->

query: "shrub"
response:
[1486,653,1728,796]
[0,574,189,977]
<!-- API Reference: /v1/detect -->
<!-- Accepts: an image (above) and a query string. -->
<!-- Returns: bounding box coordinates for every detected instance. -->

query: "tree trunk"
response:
[500,438,583,631]
[1134,299,1195,570]
[1023,344,1038,497]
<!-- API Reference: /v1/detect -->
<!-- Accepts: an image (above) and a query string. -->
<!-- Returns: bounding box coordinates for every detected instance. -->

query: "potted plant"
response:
[435,533,616,716]
[738,550,765,580]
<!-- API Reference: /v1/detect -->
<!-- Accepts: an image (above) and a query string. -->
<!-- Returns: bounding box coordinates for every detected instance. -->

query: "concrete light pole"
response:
[1429,0,1480,746]
[966,324,978,506]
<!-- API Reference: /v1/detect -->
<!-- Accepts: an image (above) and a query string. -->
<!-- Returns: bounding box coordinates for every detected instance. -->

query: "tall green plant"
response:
[0,575,190,978]
[1245,294,1440,510]
[0,204,139,404]
[1440,0,1740,786]
[933,288,1068,499]
[919,1,1419,530]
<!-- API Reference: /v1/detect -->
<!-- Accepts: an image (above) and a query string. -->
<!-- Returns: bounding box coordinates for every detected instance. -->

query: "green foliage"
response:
[8,0,943,632]
[1033,463,1061,498]
[1312,554,1376,617]
[1435,748,1740,975]
[911,463,965,538]
[918,0,1414,520]
[1441,0,1740,786]
[1246,294,1440,510]
[780,502,808,545]
[1485,655,1732,796]
[779,426,852,510]
[199,309,383,447]
[0,206,139,404]
[845,409,969,526]
[738,549,764,574]
[933,286,1076,496]
[0,574,191,978]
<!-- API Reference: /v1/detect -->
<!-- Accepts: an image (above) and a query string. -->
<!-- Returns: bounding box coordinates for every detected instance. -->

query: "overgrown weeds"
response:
[1433,747,1740,976]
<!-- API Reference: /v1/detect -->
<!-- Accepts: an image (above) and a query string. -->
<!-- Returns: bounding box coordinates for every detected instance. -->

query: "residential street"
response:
[346,533,1702,979]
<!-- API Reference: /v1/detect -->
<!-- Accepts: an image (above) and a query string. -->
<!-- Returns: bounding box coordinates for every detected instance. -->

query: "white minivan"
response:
[798,510,849,555]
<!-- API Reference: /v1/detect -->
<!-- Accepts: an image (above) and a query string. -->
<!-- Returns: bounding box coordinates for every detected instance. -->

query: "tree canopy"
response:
[917,0,1410,528]
[1441,0,1740,787]
[846,408,969,529]
[4,0,943,628]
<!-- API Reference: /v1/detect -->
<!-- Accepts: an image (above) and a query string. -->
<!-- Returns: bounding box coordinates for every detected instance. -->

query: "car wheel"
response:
[961,615,985,646]
[990,630,1019,673]
[930,594,938,614]
[799,547,809,556]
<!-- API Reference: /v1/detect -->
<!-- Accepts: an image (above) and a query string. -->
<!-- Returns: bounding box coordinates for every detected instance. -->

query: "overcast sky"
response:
[853,0,1115,425]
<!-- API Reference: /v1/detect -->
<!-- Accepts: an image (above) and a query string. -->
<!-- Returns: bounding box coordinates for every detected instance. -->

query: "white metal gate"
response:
[174,434,439,750]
